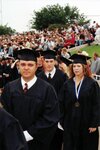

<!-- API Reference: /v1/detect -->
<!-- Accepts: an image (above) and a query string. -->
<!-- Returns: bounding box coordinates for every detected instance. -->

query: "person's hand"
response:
[59,62,68,73]
[58,122,64,131]
[88,127,97,133]
[6,74,9,77]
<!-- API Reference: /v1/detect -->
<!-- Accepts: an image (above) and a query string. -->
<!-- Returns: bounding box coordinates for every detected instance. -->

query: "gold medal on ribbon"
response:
[74,101,80,107]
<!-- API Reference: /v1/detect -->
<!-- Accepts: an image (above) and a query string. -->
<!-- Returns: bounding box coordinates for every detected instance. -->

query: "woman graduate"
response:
[0,103,28,150]
[59,54,100,150]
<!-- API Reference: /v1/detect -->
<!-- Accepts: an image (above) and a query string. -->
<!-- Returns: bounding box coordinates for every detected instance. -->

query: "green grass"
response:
[70,44,100,57]
[81,45,100,57]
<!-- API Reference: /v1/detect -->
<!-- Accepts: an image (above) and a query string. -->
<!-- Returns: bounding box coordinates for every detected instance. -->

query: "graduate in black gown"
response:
[35,49,44,75]
[3,57,12,85]
[0,59,4,94]
[38,50,67,95]
[0,48,59,150]
[10,59,20,81]
[0,103,28,150]
[37,50,67,150]
[59,54,100,150]
[57,55,72,77]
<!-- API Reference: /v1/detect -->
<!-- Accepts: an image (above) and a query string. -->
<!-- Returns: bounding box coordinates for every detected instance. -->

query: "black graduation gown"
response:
[38,68,67,150]
[3,64,12,85]
[10,65,20,81]
[0,65,3,88]
[59,76,100,150]
[0,78,59,150]
[37,68,67,95]
[36,66,43,75]
[0,108,28,150]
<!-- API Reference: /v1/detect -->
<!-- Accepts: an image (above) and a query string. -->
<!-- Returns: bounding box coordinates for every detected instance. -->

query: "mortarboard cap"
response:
[43,50,56,59]
[69,54,91,65]
[58,56,72,66]
[17,48,37,62]
[34,50,43,58]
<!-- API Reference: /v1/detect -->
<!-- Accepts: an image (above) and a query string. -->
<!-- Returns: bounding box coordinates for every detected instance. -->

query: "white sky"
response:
[1,0,100,32]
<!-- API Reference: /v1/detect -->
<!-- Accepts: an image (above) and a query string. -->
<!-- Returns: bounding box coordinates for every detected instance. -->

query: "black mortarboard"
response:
[58,56,72,66]
[17,48,37,62]
[43,50,56,59]
[69,54,91,65]
[34,50,43,57]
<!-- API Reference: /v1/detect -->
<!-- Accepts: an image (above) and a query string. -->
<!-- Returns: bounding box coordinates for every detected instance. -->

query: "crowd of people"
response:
[0,21,100,150]
[0,21,99,58]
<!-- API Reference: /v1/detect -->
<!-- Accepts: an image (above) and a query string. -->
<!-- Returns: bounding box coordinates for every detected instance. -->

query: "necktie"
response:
[48,73,51,80]
[23,83,28,93]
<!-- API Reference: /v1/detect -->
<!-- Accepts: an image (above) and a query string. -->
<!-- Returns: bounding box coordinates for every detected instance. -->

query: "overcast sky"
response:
[1,0,100,32]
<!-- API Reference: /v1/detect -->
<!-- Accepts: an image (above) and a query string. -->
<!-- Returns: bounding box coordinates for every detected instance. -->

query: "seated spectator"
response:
[91,52,100,75]
[84,29,94,46]
[79,30,85,45]
[64,32,75,48]
[60,47,70,59]
[94,24,100,45]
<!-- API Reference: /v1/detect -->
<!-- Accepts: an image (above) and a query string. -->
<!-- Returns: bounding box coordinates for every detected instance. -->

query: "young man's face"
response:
[37,56,43,67]
[43,58,56,72]
[19,60,37,81]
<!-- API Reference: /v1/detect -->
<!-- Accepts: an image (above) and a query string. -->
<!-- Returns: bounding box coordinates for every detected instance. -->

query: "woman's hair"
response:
[69,63,92,78]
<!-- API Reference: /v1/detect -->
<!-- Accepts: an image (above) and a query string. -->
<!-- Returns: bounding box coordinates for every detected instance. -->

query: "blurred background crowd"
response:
[0,21,100,94]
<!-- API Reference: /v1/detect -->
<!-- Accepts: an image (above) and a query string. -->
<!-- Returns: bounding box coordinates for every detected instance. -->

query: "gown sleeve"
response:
[90,80,100,127]
[3,121,28,150]
[0,108,28,150]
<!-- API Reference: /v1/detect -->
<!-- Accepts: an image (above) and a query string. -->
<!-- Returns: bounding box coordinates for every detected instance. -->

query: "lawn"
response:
[70,44,100,58]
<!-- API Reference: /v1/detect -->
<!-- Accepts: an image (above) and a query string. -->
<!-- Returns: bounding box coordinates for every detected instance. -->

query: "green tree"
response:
[0,25,16,35]
[30,4,88,30]
[64,5,79,23]
[64,5,89,25]
[31,4,66,30]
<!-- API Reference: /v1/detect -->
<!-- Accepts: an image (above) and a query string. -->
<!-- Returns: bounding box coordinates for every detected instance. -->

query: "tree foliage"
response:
[0,25,16,35]
[30,4,88,30]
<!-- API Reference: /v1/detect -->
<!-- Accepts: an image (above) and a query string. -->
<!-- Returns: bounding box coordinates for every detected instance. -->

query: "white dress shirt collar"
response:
[45,67,56,78]
[21,75,37,89]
